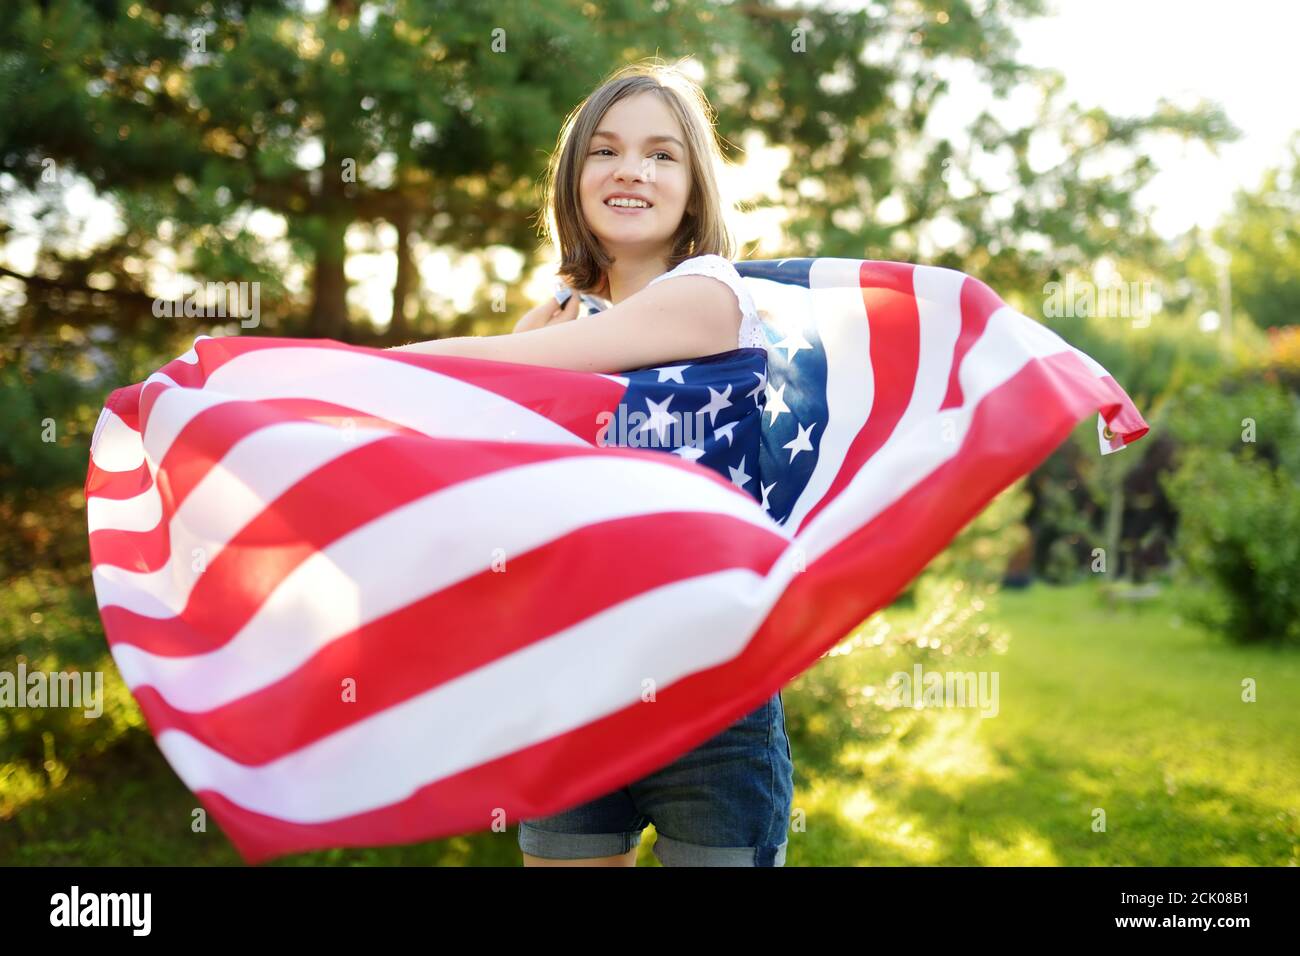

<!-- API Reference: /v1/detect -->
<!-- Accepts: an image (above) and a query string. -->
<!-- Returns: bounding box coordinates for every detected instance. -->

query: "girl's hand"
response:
[513,289,580,333]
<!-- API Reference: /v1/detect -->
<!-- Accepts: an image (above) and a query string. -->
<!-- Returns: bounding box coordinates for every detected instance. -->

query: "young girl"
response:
[393,62,794,867]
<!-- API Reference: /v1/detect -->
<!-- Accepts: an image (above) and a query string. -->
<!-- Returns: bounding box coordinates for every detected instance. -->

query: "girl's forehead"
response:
[599,93,683,135]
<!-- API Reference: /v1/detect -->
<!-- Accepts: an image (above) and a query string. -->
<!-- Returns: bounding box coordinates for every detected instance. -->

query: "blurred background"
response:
[1,0,1297,865]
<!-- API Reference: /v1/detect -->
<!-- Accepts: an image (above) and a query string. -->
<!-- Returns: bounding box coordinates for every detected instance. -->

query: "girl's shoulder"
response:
[648,255,765,350]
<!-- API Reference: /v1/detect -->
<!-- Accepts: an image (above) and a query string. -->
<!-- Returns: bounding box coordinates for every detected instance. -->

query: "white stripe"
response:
[91,423,392,614]
[150,565,788,823]
[111,453,790,712]
[87,482,162,534]
[175,335,212,364]
[128,345,594,477]
[853,262,966,483]
[795,304,1076,563]
[88,342,608,537]
[144,371,183,391]
[89,406,113,457]
[775,258,875,532]
[88,410,145,472]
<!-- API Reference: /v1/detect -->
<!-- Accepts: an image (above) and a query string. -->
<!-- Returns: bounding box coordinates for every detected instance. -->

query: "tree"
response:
[2,0,1234,341]
[1195,136,1300,332]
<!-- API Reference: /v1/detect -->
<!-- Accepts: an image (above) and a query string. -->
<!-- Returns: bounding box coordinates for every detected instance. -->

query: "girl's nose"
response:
[616,158,650,183]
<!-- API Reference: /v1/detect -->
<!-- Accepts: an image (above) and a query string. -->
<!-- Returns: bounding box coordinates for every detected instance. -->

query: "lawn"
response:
[779,580,1300,866]
[2,579,1296,865]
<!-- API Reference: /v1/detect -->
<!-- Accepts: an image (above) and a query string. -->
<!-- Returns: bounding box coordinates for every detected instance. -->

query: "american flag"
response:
[85,257,1148,863]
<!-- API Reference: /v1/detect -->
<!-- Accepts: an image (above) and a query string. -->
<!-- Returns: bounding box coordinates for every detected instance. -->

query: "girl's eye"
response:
[589,148,674,161]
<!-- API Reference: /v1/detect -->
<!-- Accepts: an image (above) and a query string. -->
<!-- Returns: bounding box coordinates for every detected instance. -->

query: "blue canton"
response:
[566,257,830,524]
[606,349,769,504]
[734,259,828,526]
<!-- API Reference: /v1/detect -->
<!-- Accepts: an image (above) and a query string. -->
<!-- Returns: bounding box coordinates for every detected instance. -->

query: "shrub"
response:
[1161,378,1300,646]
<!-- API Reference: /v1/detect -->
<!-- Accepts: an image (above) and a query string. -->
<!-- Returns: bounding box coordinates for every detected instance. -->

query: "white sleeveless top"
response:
[585,255,766,350]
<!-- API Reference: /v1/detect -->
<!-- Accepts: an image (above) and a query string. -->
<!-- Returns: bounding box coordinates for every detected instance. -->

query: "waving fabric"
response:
[84,258,1148,862]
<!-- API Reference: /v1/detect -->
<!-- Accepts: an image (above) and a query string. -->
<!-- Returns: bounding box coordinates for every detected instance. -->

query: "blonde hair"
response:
[538,60,737,298]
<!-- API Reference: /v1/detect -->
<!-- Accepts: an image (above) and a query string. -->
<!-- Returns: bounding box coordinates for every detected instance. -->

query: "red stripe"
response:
[87,346,633,570]
[1097,374,1149,446]
[95,432,759,655]
[127,337,628,445]
[939,275,1005,410]
[186,347,1143,864]
[124,512,786,765]
[796,261,920,532]
[86,463,153,501]
[88,398,430,573]
[83,384,146,500]
[105,382,144,428]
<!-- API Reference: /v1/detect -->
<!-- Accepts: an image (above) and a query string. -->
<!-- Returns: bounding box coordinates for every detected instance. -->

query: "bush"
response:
[1161,378,1300,646]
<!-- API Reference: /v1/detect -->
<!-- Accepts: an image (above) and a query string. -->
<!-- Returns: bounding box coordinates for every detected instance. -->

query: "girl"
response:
[393,62,794,867]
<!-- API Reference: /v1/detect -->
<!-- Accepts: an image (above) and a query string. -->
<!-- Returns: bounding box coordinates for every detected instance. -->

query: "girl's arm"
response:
[389,275,743,374]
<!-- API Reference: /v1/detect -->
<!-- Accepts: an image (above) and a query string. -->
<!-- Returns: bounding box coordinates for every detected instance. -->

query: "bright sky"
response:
[2,0,1296,327]
[1009,0,1300,237]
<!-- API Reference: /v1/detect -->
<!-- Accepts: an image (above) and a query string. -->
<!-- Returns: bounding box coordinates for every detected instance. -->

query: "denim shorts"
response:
[517,690,794,866]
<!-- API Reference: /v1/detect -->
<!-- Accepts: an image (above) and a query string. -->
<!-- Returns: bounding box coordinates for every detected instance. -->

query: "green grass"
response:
[2,579,1297,865]
[779,581,1300,866]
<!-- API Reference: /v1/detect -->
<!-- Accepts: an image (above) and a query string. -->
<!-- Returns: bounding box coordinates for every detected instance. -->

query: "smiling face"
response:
[543,66,736,296]
[579,91,693,266]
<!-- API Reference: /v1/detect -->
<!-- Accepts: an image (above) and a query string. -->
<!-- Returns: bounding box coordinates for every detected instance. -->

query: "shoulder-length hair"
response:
[538,60,737,298]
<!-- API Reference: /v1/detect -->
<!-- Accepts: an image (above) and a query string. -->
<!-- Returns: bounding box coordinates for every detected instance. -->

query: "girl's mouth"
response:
[603,196,654,215]
[604,203,652,215]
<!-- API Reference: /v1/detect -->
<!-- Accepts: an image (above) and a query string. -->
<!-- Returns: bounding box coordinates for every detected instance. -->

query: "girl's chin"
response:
[591,226,675,250]
[594,210,658,229]
[588,202,678,228]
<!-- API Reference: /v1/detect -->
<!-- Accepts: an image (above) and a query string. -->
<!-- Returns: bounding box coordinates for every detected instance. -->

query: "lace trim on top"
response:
[582,255,766,350]
[646,254,766,350]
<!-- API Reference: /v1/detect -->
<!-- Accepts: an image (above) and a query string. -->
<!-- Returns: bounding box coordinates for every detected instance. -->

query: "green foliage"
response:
[0,364,88,493]
[1200,136,1300,331]
[1,0,1235,340]
[1021,310,1219,583]
[1162,377,1300,647]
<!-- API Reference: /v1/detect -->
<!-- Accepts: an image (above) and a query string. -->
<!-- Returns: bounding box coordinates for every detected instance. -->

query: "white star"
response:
[783,421,817,462]
[696,383,733,426]
[773,329,814,362]
[728,454,752,489]
[764,382,790,426]
[760,480,777,512]
[654,364,690,384]
[746,370,768,406]
[714,420,738,447]
[673,443,706,462]
[637,394,678,443]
